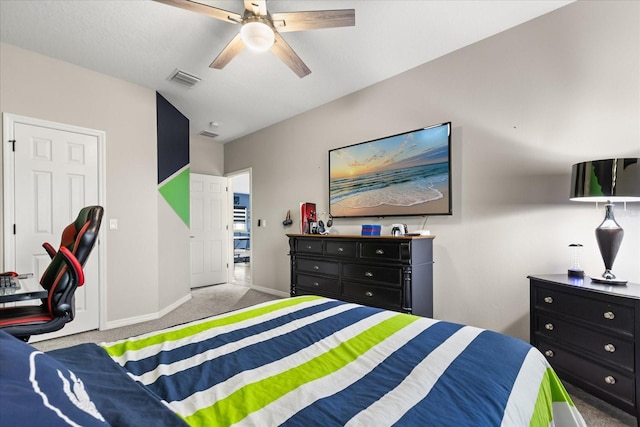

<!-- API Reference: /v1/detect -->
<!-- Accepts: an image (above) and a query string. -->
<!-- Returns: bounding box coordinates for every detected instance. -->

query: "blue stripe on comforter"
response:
[283,321,464,426]
[144,301,380,402]
[397,330,532,426]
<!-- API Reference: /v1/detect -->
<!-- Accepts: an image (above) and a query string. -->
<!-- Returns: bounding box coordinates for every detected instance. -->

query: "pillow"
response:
[0,330,108,426]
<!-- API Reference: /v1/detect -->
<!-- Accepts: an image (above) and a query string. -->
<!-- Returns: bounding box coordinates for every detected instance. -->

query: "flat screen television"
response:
[329,122,451,218]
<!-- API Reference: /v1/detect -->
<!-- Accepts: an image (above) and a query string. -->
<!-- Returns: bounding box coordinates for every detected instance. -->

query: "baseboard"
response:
[103,293,192,330]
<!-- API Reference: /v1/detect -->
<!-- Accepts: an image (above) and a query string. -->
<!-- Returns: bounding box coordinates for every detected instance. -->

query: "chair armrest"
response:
[42,242,57,259]
[58,246,85,287]
[0,271,18,277]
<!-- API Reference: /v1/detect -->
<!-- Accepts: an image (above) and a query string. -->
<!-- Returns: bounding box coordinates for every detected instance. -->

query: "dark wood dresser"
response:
[287,234,434,317]
[529,274,640,419]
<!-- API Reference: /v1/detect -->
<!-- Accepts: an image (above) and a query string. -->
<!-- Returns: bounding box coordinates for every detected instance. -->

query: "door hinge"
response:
[13,224,16,234]
[9,139,16,151]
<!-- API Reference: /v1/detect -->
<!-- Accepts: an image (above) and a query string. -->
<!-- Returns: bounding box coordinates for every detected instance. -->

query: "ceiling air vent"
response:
[198,130,219,139]
[168,69,201,87]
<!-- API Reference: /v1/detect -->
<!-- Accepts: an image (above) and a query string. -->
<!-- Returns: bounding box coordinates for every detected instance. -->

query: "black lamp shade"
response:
[571,158,640,202]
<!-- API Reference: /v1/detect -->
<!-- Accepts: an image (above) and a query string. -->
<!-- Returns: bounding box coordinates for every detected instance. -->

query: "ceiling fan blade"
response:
[243,0,267,16]
[154,0,242,24]
[271,9,355,33]
[210,33,245,69]
[271,32,311,78]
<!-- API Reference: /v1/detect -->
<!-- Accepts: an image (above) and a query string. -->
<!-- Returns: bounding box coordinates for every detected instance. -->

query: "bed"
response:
[1,296,585,426]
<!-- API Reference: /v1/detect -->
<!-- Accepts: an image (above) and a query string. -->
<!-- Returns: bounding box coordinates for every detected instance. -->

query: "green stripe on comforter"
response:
[184,313,420,425]
[103,296,322,357]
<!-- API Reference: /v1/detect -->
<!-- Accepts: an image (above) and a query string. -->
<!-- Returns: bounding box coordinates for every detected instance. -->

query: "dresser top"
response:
[286,233,435,240]
[529,274,640,300]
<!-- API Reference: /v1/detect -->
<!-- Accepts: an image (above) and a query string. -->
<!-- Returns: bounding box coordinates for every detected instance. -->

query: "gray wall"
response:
[224,1,640,340]
[0,42,192,327]
[190,134,224,176]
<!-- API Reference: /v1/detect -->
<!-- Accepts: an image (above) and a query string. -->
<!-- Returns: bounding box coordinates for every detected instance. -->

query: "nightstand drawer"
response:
[297,258,339,276]
[535,313,634,370]
[537,338,635,406]
[296,239,323,254]
[534,287,634,334]
[296,274,339,296]
[342,281,402,310]
[342,263,402,286]
[325,241,357,257]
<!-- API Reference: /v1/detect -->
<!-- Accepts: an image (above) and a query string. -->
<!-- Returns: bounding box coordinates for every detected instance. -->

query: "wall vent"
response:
[198,130,219,139]
[168,69,201,87]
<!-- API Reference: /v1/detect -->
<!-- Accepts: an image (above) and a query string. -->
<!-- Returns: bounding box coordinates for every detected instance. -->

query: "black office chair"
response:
[0,206,104,341]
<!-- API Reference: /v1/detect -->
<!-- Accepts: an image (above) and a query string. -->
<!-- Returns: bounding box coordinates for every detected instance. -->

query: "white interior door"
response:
[190,174,229,287]
[3,114,103,340]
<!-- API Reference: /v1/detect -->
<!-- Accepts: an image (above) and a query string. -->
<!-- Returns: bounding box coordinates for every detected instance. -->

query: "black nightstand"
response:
[529,274,640,419]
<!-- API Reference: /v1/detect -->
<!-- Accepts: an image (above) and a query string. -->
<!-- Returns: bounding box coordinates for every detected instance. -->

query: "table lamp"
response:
[570,158,640,284]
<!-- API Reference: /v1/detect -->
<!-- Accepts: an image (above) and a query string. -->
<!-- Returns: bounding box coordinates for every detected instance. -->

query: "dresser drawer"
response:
[342,263,402,286]
[325,240,357,257]
[341,281,402,311]
[534,287,634,334]
[296,274,339,296]
[537,338,635,406]
[534,313,634,370]
[360,242,402,261]
[296,239,323,254]
[297,258,339,276]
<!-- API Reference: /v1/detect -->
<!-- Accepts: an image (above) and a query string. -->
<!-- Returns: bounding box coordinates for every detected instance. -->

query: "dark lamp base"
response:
[591,276,628,285]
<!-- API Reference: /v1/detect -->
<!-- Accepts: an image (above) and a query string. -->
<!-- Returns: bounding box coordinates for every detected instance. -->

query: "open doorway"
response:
[229,170,251,285]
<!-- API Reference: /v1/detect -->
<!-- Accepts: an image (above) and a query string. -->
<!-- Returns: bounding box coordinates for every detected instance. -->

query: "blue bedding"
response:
[97,296,585,426]
[1,296,586,426]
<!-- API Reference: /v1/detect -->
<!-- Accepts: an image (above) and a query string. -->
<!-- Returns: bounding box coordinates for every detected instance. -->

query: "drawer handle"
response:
[544,350,555,358]
[338,247,344,252]
[375,249,384,255]
[545,323,554,331]
[365,272,374,277]
[306,245,312,249]
[313,265,320,270]
[604,311,615,320]
[313,282,320,287]
[544,296,553,304]
[605,376,616,385]
[365,291,373,297]
[604,344,616,353]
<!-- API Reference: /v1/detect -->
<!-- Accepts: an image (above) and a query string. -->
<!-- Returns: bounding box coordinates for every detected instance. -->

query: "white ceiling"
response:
[0,0,572,143]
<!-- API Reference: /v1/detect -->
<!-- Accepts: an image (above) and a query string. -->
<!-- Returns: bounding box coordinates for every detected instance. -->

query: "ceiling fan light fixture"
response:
[241,21,274,52]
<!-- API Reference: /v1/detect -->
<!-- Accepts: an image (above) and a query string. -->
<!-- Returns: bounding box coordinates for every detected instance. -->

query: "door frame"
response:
[226,167,252,285]
[2,113,107,330]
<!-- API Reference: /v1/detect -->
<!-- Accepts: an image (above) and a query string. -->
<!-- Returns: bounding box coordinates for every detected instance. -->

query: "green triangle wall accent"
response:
[159,167,190,226]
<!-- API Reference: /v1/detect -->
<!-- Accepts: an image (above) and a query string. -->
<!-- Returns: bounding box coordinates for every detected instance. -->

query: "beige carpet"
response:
[33,283,278,352]
[32,283,636,426]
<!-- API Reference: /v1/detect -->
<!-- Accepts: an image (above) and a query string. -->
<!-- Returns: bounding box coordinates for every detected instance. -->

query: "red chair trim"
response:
[0,314,53,327]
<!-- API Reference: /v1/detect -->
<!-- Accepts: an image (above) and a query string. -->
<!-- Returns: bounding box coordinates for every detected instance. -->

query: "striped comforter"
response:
[102,296,585,426]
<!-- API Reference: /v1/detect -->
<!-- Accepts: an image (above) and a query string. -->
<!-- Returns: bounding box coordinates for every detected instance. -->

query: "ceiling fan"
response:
[155,0,355,78]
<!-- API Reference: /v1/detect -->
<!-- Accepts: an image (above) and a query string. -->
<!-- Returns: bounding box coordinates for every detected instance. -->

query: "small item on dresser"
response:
[390,223,406,236]
[568,243,584,278]
[361,224,381,236]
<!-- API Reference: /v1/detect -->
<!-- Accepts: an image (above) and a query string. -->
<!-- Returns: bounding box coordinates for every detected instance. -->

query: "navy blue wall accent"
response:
[156,92,189,184]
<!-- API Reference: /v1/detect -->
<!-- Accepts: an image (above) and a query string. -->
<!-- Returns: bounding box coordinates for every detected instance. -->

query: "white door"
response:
[190,174,229,287]
[3,115,103,340]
